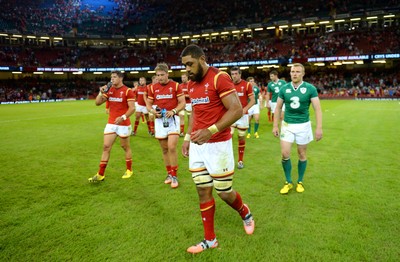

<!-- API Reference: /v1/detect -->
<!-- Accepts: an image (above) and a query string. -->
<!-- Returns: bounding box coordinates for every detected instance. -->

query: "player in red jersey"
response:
[89,71,136,182]
[230,67,255,169]
[147,63,186,188]
[178,73,191,136]
[144,75,157,136]
[181,44,255,254]
[132,77,152,136]
[105,100,110,114]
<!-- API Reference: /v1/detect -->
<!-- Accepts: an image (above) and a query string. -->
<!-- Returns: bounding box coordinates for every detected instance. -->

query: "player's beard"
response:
[190,64,204,82]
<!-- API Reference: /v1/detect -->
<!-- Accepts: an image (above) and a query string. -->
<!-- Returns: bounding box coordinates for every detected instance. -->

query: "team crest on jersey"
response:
[120,91,123,96]
[300,87,307,94]
[204,83,209,94]
[169,87,173,93]
[190,88,194,93]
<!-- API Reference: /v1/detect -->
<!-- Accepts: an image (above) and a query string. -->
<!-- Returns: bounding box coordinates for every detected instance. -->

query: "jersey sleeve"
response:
[126,88,135,102]
[278,84,288,99]
[247,82,254,98]
[147,85,154,100]
[267,83,272,93]
[215,72,235,98]
[310,84,319,98]
[176,82,184,97]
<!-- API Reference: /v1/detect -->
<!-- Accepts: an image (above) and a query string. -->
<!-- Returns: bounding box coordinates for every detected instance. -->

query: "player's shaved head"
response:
[181,44,205,59]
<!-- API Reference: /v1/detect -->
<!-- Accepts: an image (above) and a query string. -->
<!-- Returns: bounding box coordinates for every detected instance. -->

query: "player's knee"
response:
[298,151,307,160]
[169,147,177,154]
[281,151,290,159]
[103,144,112,152]
[217,191,232,202]
[192,171,213,188]
[214,176,233,194]
[161,147,169,154]
[238,129,246,137]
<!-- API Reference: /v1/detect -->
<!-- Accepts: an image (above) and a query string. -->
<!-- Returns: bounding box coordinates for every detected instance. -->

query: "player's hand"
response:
[99,85,107,93]
[190,129,212,145]
[181,141,190,158]
[272,127,279,137]
[114,116,123,125]
[165,110,174,118]
[315,128,323,141]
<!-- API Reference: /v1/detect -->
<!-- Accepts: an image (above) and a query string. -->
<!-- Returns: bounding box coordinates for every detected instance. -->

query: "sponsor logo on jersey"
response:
[191,96,210,105]
[109,97,123,102]
[156,94,173,99]
[286,89,291,93]
[237,92,244,96]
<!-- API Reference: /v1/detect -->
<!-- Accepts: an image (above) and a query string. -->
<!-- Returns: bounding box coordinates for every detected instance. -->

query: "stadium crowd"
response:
[0,0,144,36]
[0,78,96,102]
[1,0,400,102]
[1,24,399,68]
[1,69,399,103]
[1,0,399,36]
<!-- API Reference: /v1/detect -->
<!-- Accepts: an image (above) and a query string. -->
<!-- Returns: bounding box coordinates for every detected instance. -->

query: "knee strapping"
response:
[214,176,233,193]
[192,171,213,187]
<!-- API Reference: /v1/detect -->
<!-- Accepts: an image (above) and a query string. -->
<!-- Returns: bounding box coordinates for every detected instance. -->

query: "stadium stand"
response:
[1,0,399,36]
[0,0,399,102]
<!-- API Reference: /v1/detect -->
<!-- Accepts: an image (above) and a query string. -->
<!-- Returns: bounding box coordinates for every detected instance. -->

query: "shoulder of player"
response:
[212,70,232,86]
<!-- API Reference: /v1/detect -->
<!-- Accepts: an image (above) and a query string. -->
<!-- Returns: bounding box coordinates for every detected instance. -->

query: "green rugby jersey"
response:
[252,85,260,105]
[267,79,286,102]
[278,81,318,124]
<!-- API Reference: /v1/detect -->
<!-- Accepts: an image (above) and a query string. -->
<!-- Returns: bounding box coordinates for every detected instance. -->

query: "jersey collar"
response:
[291,81,304,91]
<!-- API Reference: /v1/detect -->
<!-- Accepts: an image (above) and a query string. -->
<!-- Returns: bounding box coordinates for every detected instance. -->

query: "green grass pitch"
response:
[0,99,399,261]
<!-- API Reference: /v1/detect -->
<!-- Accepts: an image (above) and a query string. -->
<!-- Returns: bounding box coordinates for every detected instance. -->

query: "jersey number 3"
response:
[290,96,300,109]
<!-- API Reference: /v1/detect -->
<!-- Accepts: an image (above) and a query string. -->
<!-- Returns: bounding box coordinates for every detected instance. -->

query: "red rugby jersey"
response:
[188,67,236,143]
[233,79,254,113]
[103,85,135,125]
[147,80,183,110]
[179,82,191,103]
[136,84,147,106]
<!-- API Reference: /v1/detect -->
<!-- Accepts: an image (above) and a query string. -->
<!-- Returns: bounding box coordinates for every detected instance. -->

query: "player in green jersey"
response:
[272,63,323,194]
[246,77,261,138]
[267,70,287,122]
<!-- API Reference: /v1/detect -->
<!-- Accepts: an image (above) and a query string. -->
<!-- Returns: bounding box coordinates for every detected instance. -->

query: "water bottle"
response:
[104,81,112,92]
[161,108,169,128]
